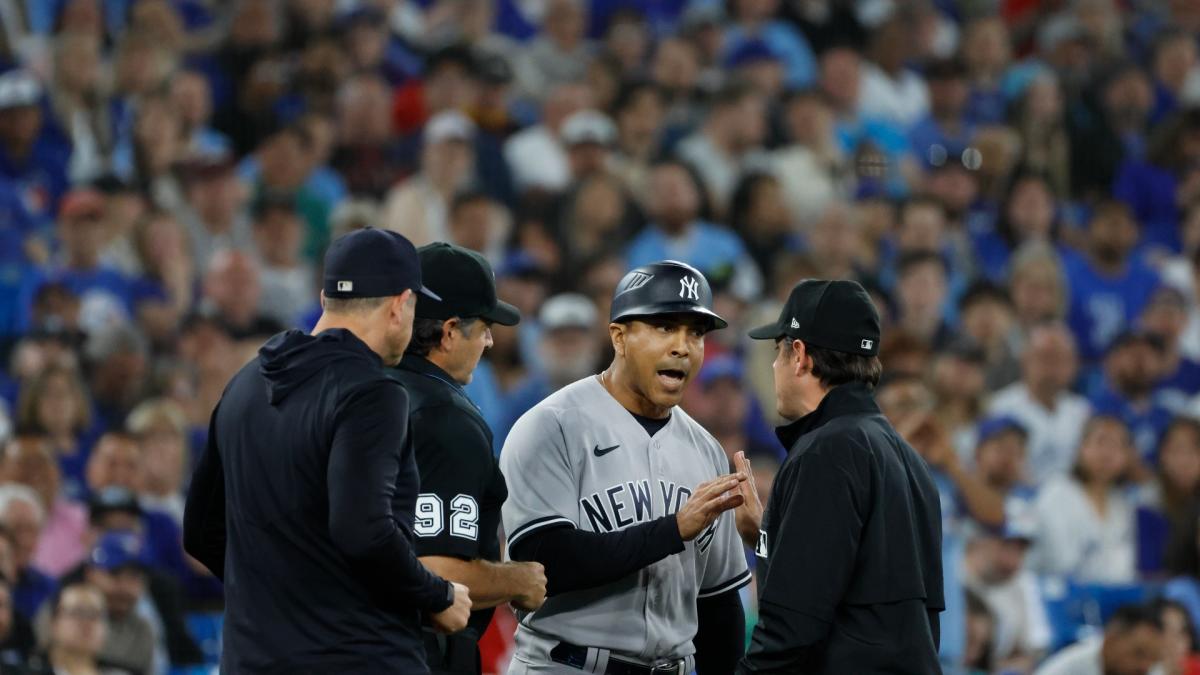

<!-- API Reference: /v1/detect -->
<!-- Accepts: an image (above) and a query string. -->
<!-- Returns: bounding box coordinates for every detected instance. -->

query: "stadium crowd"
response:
[2,0,1200,673]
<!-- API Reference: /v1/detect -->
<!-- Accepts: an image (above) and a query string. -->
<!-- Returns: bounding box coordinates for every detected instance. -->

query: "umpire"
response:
[391,243,547,674]
[183,229,472,674]
[735,279,944,674]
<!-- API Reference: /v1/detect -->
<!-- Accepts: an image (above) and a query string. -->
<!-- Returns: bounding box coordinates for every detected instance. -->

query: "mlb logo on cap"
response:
[861,339,873,350]
[337,281,353,292]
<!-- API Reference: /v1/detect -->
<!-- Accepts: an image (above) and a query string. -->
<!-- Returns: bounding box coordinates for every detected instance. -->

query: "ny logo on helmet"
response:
[679,276,699,300]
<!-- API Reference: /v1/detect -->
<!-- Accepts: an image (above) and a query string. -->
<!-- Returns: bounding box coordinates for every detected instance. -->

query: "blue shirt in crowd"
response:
[1062,251,1161,362]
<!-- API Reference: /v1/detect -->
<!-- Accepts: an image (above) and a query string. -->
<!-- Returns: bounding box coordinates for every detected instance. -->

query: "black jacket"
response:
[739,383,944,674]
[183,329,452,674]
[390,355,508,674]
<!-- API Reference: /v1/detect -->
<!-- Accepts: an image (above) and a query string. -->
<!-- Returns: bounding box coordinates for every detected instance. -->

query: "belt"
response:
[549,642,686,675]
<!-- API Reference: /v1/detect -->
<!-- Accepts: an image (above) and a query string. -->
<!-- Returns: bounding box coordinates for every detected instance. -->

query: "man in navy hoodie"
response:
[183,228,472,674]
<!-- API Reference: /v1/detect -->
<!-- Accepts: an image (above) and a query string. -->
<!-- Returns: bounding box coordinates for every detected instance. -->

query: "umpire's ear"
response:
[609,322,627,357]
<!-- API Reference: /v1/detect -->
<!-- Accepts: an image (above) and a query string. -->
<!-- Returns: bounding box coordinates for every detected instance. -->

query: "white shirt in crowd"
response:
[1027,476,1136,584]
[966,569,1053,663]
[504,124,570,193]
[987,383,1092,484]
[1034,634,1165,675]
[857,62,930,129]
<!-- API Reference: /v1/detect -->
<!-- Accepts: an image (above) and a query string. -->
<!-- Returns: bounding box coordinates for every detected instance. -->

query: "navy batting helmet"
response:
[609,260,727,330]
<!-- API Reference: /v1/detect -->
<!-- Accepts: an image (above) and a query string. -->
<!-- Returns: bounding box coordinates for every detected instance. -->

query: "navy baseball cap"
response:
[976,416,1028,445]
[415,243,520,326]
[89,531,149,572]
[322,228,441,301]
[748,279,881,356]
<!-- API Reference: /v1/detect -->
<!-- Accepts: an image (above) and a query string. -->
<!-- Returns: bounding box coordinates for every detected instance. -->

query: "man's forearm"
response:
[420,556,527,609]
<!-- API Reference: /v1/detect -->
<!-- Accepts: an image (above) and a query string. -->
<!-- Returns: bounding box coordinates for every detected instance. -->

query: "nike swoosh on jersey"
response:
[593,444,620,457]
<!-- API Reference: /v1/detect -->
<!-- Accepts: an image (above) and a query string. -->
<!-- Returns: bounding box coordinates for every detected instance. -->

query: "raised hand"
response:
[676,473,746,541]
[733,452,764,548]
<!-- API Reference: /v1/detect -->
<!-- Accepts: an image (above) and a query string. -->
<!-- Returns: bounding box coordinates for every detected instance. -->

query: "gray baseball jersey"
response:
[500,375,751,663]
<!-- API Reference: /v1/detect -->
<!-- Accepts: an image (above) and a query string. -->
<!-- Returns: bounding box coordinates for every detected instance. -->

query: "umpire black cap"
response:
[610,260,727,330]
[323,228,441,301]
[415,242,520,325]
[748,279,881,356]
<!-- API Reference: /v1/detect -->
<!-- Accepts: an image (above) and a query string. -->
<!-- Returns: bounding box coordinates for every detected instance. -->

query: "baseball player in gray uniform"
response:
[500,261,751,675]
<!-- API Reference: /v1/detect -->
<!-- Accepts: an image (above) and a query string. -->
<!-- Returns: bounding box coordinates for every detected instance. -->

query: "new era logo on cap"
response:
[790,318,800,329]
[861,339,874,350]
[337,280,353,292]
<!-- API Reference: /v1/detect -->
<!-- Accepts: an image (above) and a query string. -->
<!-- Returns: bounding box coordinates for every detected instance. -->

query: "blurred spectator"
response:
[199,250,283,342]
[129,211,193,347]
[975,171,1063,282]
[650,36,703,131]
[1009,242,1070,330]
[250,194,312,328]
[1064,201,1162,363]
[83,323,149,430]
[84,434,141,502]
[382,110,478,246]
[561,109,616,183]
[0,573,36,666]
[1143,287,1200,413]
[114,94,185,211]
[894,251,952,348]
[803,201,864,282]
[929,339,989,456]
[1034,602,1164,675]
[962,17,1014,126]
[124,400,189,527]
[0,483,53,622]
[771,89,848,224]
[329,73,406,199]
[513,0,593,101]
[554,174,638,280]
[1115,107,1200,255]
[965,589,997,674]
[675,79,768,216]
[0,70,69,227]
[49,31,110,184]
[910,58,975,173]
[958,282,1021,390]
[1029,415,1138,583]
[1153,597,1200,675]
[609,80,666,205]
[169,69,231,161]
[858,12,929,129]
[178,152,251,272]
[626,159,762,300]
[499,294,600,444]
[21,188,132,335]
[989,322,1092,482]
[971,416,1035,504]
[29,582,131,675]
[86,487,187,597]
[244,122,332,260]
[447,189,512,268]
[505,82,593,195]
[963,512,1053,673]
[1091,332,1174,462]
[0,436,86,580]
[1011,73,1072,197]
[683,355,779,463]
[15,364,93,500]
[722,0,816,90]
[38,532,156,675]
[1071,62,1154,202]
[728,172,791,272]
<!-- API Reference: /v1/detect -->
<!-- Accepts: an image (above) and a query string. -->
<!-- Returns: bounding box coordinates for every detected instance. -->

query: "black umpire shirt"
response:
[183,329,453,674]
[390,354,508,674]
[738,382,944,674]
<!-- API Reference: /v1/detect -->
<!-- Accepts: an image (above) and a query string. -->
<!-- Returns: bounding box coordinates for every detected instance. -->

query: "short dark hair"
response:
[322,296,390,314]
[1107,602,1164,633]
[806,343,883,390]
[896,250,947,279]
[449,188,494,217]
[406,316,480,357]
[959,280,1013,313]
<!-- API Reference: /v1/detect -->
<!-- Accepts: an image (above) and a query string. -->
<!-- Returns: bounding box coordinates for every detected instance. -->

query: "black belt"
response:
[549,642,685,675]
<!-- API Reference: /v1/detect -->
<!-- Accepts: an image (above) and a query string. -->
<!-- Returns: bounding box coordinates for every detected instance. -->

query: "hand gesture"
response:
[733,452,764,548]
[511,561,547,612]
[676,473,746,541]
[430,582,472,634]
